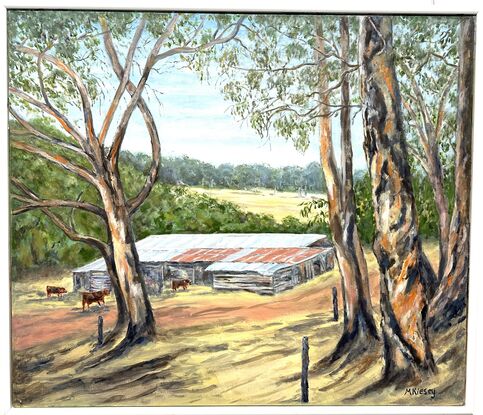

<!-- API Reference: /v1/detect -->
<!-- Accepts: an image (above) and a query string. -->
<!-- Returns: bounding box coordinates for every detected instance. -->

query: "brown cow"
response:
[171,279,191,291]
[81,288,110,311]
[46,286,67,299]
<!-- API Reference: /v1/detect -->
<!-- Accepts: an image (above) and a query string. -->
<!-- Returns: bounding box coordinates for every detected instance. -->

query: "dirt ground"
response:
[10,242,467,407]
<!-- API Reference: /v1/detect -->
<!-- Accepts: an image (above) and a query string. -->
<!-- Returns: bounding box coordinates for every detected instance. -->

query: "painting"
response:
[6,5,478,412]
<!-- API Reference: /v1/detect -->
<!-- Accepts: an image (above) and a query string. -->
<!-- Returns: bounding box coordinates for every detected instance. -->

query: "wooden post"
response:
[301,336,309,403]
[332,287,339,321]
[97,315,104,346]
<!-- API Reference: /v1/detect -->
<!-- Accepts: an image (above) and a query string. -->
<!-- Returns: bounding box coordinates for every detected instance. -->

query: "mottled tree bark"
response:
[97,168,156,346]
[11,15,246,361]
[401,64,452,283]
[360,16,436,381]
[315,17,378,364]
[429,17,474,331]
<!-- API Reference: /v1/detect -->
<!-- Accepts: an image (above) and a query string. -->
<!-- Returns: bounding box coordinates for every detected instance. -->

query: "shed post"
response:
[332,287,339,321]
[301,336,309,403]
[97,315,104,346]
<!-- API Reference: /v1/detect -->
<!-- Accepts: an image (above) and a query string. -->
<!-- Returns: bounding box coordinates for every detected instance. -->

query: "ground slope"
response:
[11,242,466,406]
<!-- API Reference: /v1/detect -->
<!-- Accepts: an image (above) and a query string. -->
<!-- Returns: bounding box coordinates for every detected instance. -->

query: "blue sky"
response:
[100,62,367,170]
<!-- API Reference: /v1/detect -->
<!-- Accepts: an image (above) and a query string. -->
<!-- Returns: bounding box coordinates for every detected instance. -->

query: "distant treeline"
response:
[123,152,327,192]
[10,144,329,278]
[10,119,450,279]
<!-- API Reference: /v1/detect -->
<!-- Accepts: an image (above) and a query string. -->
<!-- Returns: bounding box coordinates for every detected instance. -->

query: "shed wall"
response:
[213,273,274,295]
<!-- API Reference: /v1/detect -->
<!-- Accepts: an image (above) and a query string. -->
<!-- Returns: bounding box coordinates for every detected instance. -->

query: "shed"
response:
[207,247,335,295]
[72,233,333,294]
[73,258,111,292]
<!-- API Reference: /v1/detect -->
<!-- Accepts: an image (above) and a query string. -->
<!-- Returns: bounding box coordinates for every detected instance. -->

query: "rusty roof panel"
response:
[233,248,324,264]
[169,248,241,263]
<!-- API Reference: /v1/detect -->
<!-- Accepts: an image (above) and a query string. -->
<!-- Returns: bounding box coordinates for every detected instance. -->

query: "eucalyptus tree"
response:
[8,10,244,355]
[394,17,459,282]
[360,16,436,382]
[393,16,474,330]
[429,17,474,331]
[208,14,378,363]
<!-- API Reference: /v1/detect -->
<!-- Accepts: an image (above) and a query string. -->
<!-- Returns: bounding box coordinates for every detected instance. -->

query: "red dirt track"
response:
[12,270,381,351]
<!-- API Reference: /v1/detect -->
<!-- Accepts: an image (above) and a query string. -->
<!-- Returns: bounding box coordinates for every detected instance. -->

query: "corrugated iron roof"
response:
[73,257,107,273]
[136,233,328,250]
[169,248,241,263]
[233,248,324,264]
[205,262,289,275]
[221,248,257,262]
[73,233,330,273]
[138,249,185,263]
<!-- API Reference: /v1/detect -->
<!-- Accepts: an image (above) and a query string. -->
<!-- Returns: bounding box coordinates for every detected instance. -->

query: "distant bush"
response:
[298,168,453,246]
[10,127,326,278]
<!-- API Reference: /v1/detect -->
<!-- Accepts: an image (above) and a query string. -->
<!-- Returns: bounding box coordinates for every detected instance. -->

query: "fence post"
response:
[97,315,104,346]
[301,336,309,403]
[332,286,339,321]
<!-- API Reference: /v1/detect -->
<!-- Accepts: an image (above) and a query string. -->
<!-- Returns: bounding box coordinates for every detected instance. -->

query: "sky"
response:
[13,13,368,171]
[97,56,368,170]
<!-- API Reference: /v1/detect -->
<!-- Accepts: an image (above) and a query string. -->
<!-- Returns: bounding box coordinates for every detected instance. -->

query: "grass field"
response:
[192,187,325,222]
[11,241,467,407]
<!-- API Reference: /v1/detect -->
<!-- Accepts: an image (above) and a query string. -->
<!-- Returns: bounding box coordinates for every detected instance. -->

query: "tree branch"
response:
[402,98,430,146]
[435,68,457,140]
[11,178,108,255]
[154,16,245,62]
[400,61,435,141]
[9,86,86,148]
[11,193,107,220]
[185,15,207,46]
[102,13,179,165]
[15,45,97,144]
[235,61,317,72]
[407,143,430,175]
[9,108,86,157]
[98,18,146,145]
[10,140,97,186]
[431,51,458,68]
[101,19,161,215]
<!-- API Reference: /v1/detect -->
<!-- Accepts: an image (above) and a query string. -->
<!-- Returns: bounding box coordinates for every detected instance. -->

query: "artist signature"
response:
[404,387,436,399]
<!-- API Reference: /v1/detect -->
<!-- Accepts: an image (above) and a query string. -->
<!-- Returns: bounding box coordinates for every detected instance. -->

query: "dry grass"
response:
[10,240,466,407]
[191,187,325,222]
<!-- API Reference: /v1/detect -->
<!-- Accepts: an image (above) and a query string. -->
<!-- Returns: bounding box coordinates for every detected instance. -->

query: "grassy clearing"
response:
[191,187,325,222]
[11,241,465,407]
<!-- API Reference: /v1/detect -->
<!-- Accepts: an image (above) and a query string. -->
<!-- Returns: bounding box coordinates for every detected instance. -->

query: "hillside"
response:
[11,241,466,406]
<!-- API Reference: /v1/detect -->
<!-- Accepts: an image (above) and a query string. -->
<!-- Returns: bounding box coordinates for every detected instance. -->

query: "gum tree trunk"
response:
[103,251,128,336]
[98,169,156,346]
[315,17,378,364]
[425,148,450,282]
[360,16,436,382]
[429,17,474,331]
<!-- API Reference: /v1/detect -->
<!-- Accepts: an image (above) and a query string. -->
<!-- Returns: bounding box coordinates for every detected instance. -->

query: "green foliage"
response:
[299,165,455,246]
[212,15,360,151]
[8,10,244,116]
[394,16,459,180]
[300,198,329,229]
[10,120,325,279]
[353,172,375,244]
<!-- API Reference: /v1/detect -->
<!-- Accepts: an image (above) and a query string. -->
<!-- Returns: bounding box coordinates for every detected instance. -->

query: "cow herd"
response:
[45,278,192,312]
